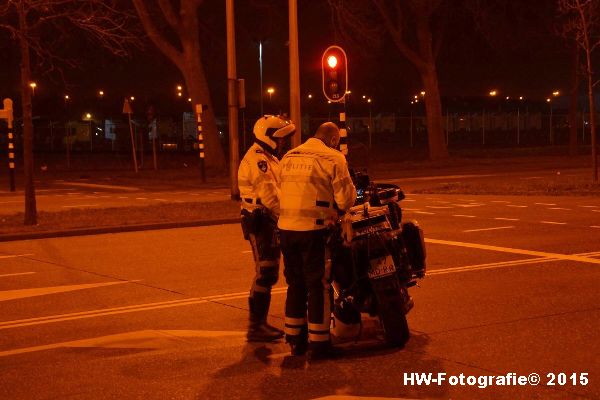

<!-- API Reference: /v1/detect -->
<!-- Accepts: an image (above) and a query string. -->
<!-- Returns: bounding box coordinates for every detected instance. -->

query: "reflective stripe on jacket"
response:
[238,142,281,215]
[278,138,357,231]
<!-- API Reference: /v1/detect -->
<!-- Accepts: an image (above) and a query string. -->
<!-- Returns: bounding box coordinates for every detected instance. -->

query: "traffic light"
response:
[322,45,348,102]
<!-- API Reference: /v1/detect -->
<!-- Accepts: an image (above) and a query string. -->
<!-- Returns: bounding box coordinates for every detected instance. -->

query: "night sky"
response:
[0,1,575,120]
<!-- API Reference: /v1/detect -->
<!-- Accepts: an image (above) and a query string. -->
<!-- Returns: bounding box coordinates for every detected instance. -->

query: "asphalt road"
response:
[0,194,599,399]
[0,165,592,215]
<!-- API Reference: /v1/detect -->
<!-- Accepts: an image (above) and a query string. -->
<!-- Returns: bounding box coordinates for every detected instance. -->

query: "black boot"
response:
[247,321,284,342]
[287,324,308,356]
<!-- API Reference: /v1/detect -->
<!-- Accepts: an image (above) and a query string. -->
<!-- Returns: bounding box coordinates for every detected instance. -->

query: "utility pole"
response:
[289,0,302,148]
[226,0,240,199]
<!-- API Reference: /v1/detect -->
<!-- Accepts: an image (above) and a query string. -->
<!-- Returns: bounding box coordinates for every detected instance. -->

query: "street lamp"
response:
[29,82,37,96]
[177,85,183,91]
[267,87,275,101]
[98,90,104,97]
[84,113,93,152]
[130,96,135,101]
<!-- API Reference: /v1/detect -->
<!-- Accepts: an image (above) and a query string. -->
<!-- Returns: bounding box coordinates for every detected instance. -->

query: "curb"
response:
[0,218,240,243]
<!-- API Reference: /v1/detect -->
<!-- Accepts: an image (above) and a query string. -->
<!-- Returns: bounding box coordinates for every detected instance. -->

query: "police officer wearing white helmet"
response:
[238,115,296,342]
[278,122,357,359]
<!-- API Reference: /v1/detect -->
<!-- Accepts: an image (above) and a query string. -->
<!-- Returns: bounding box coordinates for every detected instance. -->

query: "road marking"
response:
[452,204,484,208]
[591,226,600,229]
[520,176,543,180]
[463,226,514,233]
[61,204,100,208]
[429,257,560,275]
[579,205,598,208]
[540,221,567,225]
[0,288,288,330]
[426,206,453,209]
[0,272,35,278]
[55,182,140,191]
[413,211,435,215]
[593,210,600,213]
[135,197,148,200]
[0,329,247,357]
[402,199,416,202]
[154,199,168,201]
[0,280,138,302]
[0,253,34,260]
[506,205,527,208]
[453,215,476,218]
[548,207,571,211]
[118,196,129,199]
[491,201,511,203]
[425,238,600,264]
[495,217,519,221]
[535,202,556,206]
[0,200,22,204]
[241,250,252,254]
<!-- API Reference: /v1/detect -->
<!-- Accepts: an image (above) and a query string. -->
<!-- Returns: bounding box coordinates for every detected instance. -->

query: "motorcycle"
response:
[330,171,426,347]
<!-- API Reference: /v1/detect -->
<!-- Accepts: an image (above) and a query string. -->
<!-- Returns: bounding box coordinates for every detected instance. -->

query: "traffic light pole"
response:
[339,101,348,156]
[196,104,206,183]
[289,0,302,148]
[226,0,240,199]
[1,99,15,191]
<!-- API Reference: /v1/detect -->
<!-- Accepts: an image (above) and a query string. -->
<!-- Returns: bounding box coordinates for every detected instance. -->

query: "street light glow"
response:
[29,82,37,89]
[546,98,551,102]
[519,96,524,100]
[308,94,312,99]
[420,91,426,96]
[99,90,104,97]
[177,92,182,97]
[64,95,69,100]
[267,87,275,94]
[367,98,372,103]
[553,90,560,96]
[188,98,192,102]
[489,90,497,96]
[85,113,92,119]
[177,85,182,91]
[130,96,135,101]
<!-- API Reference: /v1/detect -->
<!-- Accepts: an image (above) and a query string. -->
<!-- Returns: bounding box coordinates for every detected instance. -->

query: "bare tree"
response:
[0,0,138,225]
[131,0,226,170]
[330,0,449,160]
[559,0,599,182]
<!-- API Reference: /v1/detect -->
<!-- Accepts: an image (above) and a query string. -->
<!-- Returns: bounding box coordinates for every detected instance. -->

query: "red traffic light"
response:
[322,45,348,102]
[327,55,338,69]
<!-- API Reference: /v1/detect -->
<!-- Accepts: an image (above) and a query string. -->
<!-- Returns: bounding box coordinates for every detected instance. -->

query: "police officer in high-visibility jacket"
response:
[239,115,296,342]
[278,122,357,359]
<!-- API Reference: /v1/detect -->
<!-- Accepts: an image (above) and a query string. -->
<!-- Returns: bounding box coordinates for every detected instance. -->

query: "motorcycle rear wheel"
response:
[379,298,410,347]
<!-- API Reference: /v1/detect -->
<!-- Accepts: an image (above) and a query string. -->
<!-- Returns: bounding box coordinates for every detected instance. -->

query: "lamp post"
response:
[29,82,36,96]
[367,97,373,149]
[84,113,93,152]
[267,87,275,113]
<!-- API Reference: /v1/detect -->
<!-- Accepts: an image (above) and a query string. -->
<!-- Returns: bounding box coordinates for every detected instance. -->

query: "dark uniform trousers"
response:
[280,229,332,346]
[245,216,280,323]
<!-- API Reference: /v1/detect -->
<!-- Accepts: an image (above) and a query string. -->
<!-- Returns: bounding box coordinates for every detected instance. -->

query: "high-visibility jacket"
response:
[278,138,357,231]
[238,143,281,216]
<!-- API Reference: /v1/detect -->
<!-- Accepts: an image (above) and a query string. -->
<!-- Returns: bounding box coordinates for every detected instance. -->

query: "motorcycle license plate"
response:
[368,255,396,279]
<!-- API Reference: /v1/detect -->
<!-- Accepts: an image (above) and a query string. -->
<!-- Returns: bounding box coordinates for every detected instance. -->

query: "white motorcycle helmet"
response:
[253,115,296,153]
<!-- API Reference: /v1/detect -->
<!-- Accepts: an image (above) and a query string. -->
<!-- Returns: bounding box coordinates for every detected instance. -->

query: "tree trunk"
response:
[585,48,598,182]
[18,1,37,225]
[421,65,449,160]
[569,43,579,156]
[181,53,225,171]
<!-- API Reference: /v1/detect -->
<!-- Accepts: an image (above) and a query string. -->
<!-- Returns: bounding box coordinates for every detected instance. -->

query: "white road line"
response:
[55,182,140,191]
[135,197,148,200]
[591,226,600,229]
[578,205,598,208]
[154,199,168,201]
[0,254,34,259]
[0,288,287,330]
[548,207,571,211]
[241,250,252,254]
[425,238,600,264]
[593,210,600,213]
[413,211,435,215]
[118,196,129,199]
[540,221,567,225]
[0,200,21,204]
[463,226,515,233]
[61,204,100,208]
[535,203,556,206]
[0,272,35,278]
[0,280,139,302]
[426,206,453,209]
[453,214,476,218]
[506,205,528,208]
[402,199,416,202]
[491,201,511,203]
[495,217,520,221]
